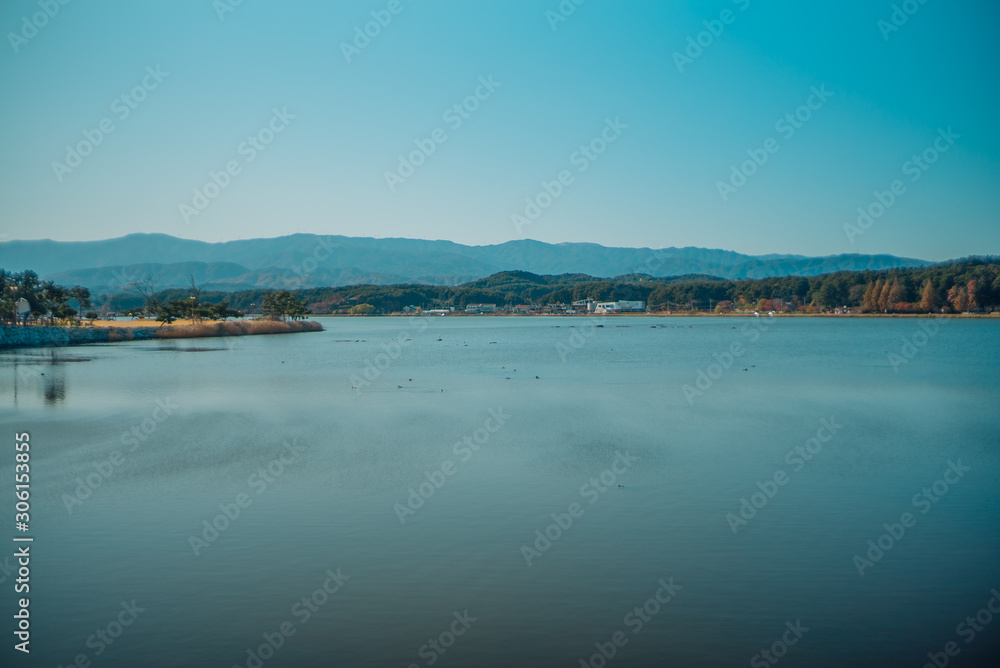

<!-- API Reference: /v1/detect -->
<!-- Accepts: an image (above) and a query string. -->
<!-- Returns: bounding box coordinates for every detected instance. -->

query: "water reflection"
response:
[1,348,89,406]
[43,364,66,404]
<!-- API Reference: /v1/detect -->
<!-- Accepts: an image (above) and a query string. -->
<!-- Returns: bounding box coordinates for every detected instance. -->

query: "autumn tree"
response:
[878,280,893,312]
[947,285,968,312]
[862,282,876,312]
[966,279,979,309]
[919,279,939,312]
[888,279,903,309]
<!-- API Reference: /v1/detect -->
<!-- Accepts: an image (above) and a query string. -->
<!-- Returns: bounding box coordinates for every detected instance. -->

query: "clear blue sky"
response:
[1,0,997,260]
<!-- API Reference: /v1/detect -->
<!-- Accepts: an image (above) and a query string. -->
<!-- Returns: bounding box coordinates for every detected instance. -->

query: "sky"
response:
[0,0,997,261]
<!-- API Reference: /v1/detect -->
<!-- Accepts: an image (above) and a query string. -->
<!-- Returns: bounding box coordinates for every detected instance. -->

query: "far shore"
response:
[308,311,997,319]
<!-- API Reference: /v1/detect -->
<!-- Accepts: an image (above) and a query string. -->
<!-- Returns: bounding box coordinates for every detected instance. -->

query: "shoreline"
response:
[310,312,996,319]
[0,319,323,349]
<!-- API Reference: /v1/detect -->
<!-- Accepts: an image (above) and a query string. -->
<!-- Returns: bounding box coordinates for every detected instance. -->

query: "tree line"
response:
[11,258,998,320]
[272,258,1000,314]
[118,286,309,323]
[0,270,93,324]
[1,270,311,324]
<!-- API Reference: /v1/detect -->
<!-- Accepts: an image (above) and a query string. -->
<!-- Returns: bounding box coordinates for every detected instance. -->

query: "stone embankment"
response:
[1,320,323,349]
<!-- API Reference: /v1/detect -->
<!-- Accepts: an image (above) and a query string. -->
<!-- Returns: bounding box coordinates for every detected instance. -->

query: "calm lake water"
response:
[2,316,999,667]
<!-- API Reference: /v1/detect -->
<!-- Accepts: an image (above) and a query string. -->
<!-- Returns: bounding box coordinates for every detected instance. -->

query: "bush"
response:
[349,303,376,315]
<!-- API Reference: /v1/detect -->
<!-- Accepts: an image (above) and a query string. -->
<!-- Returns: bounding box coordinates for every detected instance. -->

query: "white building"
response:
[595,300,646,313]
[617,300,645,312]
[465,304,497,314]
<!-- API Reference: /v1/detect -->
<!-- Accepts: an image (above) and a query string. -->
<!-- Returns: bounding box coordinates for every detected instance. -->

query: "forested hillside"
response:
[90,258,1000,315]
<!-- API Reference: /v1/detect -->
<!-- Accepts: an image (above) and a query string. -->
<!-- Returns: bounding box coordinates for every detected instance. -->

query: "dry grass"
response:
[153,319,323,339]
[105,328,138,342]
[88,319,155,328]
[91,318,192,328]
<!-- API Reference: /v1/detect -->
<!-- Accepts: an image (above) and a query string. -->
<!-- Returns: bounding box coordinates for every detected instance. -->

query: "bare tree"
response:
[188,274,202,299]
[187,274,206,321]
[125,274,160,316]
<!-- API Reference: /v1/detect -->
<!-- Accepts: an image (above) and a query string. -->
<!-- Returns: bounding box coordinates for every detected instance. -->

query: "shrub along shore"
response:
[0,319,323,349]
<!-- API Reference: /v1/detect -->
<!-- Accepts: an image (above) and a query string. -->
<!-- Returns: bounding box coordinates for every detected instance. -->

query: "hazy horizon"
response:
[1,1,998,262]
[0,229,952,264]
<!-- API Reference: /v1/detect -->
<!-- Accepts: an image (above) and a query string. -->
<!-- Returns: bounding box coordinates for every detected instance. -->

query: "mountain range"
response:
[0,233,933,294]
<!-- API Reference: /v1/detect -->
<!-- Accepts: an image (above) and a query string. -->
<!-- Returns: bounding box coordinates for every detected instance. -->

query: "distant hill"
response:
[0,233,932,294]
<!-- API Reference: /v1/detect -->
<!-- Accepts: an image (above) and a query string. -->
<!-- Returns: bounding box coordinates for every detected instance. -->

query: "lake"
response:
[2,316,998,667]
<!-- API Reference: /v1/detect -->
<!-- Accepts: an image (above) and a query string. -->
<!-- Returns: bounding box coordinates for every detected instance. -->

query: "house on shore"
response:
[595,300,646,314]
